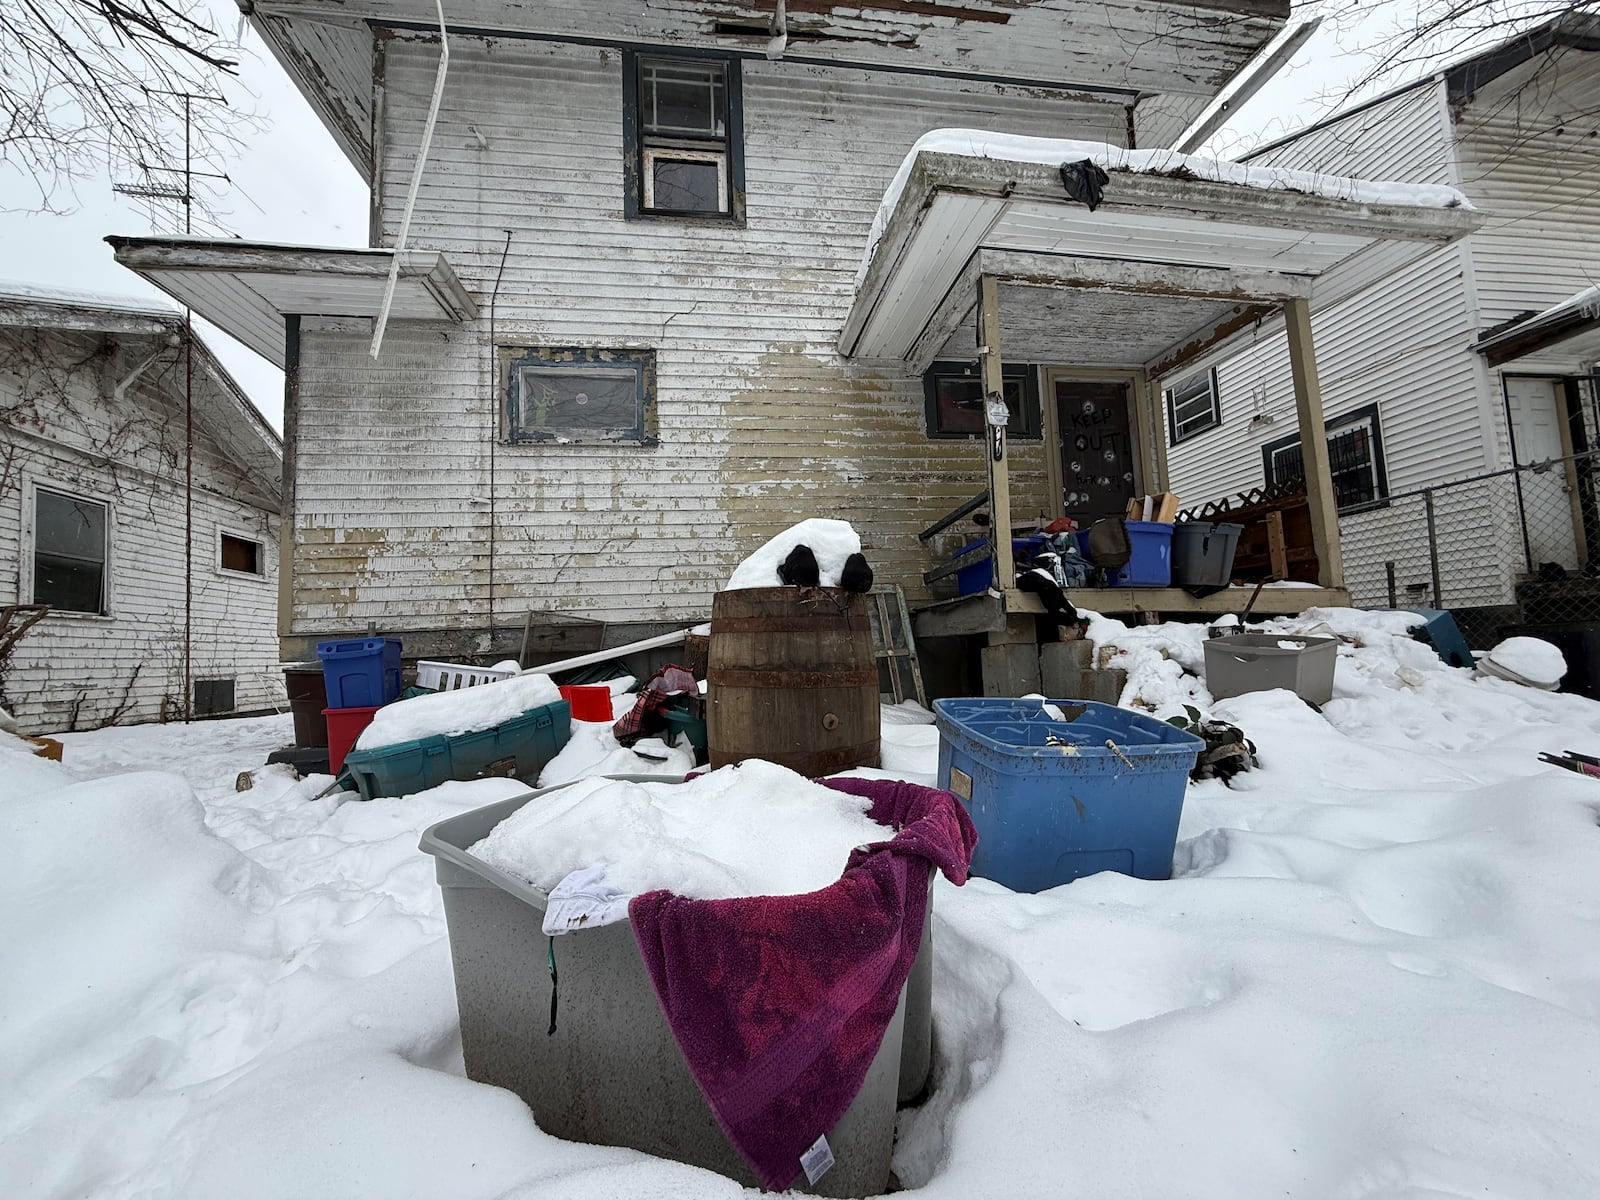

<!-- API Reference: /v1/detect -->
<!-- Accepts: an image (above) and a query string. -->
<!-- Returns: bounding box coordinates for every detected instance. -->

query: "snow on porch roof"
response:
[1473,285,1600,367]
[104,237,479,369]
[840,132,1482,369]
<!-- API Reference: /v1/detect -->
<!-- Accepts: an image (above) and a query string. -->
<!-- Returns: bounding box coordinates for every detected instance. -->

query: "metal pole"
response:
[183,94,194,722]
[1385,560,1397,609]
[1423,489,1442,609]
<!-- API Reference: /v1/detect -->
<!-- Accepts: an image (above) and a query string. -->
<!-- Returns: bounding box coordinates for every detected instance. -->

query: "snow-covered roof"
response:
[842,131,1482,369]
[858,131,1470,288]
[0,278,180,319]
[1474,285,1600,367]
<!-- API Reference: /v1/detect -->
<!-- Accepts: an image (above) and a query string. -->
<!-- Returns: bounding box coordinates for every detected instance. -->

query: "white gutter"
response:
[1172,17,1321,155]
[370,0,450,359]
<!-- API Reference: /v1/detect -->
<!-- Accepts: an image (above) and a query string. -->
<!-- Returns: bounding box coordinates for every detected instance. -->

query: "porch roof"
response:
[839,140,1483,375]
[104,237,479,369]
[1473,286,1600,369]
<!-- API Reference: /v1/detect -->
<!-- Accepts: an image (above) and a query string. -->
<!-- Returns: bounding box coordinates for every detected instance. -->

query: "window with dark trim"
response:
[1262,403,1389,512]
[502,346,658,446]
[1165,367,1221,445]
[33,487,108,613]
[624,50,744,221]
[923,361,1042,440]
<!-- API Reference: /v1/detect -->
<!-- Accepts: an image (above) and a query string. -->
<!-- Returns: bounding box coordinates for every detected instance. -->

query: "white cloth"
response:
[541,865,630,935]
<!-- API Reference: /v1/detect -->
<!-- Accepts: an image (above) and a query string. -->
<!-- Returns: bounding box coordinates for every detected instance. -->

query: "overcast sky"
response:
[0,0,1502,435]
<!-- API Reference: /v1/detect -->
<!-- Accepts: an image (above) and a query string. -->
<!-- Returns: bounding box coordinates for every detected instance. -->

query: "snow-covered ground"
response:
[5,608,1600,1197]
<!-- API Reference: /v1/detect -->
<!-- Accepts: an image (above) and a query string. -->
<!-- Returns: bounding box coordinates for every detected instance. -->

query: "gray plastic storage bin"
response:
[1171,521,1244,588]
[1204,632,1339,705]
[418,777,919,1197]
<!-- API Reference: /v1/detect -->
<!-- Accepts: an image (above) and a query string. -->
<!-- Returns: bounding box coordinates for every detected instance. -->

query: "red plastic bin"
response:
[558,685,613,722]
[324,705,381,774]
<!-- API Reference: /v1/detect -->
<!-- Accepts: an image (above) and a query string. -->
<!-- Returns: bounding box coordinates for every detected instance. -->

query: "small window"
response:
[625,52,743,220]
[1165,368,1221,445]
[503,346,658,445]
[1263,403,1389,512]
[33,487,108,614]
[923,362,1042,440]
[220,532,263,576]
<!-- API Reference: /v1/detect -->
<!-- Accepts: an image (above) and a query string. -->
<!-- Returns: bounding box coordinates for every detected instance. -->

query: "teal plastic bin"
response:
[933,697,1202,892]
[342,700,571,800]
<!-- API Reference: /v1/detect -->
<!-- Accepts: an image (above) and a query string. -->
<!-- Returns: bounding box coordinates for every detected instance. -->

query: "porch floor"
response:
[913,585,1352,638]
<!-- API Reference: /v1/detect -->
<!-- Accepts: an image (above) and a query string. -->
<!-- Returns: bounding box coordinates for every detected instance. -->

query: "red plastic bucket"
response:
[558,685,613,722]
[324,705,381,773]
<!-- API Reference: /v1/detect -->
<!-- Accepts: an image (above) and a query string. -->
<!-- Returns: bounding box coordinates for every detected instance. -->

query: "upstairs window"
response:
[1263,403,1389,513]
[219,531,264,576]
[33,487,109,614]
[1165,367,1221,445]
[625,52,743,220]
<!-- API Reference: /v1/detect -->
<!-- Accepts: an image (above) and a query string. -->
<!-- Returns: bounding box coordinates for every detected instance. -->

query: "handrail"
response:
[919,490,988,542]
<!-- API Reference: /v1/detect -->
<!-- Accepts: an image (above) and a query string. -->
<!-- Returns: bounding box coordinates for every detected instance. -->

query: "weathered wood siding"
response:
[290,32,1132,633]
[1,326,282,734]
[1159,81,1521,607]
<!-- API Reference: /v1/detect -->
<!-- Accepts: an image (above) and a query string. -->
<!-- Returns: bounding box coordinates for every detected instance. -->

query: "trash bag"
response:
[1058,159,1110,211]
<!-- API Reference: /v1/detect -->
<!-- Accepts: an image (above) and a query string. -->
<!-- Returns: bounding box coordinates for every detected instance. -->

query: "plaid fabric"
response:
[612,664,698,746]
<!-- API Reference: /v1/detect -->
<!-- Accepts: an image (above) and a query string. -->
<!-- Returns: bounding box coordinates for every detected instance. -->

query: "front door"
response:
[1055,379,1137,522]
[1505,376,1580,571]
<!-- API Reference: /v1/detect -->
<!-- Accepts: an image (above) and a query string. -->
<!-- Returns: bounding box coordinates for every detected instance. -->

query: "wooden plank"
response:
[978,248,1315,303]
[1266,509,1288,578]
[910,592,1006,638]
[1005,585,1351,615]
[978,274,1012,591]
[1282,296,1345,589]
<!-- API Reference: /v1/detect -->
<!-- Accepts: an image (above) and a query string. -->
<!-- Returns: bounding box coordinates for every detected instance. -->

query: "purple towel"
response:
[628,777,977,1191]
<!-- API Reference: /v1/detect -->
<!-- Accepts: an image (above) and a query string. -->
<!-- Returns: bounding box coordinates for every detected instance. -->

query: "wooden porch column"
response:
[1283,296,1345,589]
[977,275,1013,588]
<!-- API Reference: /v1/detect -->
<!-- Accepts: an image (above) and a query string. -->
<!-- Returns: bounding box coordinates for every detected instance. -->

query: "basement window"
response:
[1165,367,1222,445]
[923,361,1042,440]
[625,51,744,221]
[32,486,109,614]
[219,531,264,576]
[1262,403,1389,513]
[193,678,236,716]
[502,346,658,446]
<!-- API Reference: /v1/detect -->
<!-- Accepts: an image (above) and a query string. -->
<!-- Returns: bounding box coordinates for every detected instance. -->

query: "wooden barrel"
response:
[707,587,881,774]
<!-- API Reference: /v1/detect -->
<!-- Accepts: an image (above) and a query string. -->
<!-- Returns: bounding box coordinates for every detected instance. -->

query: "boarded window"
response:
[220,533,262,575]
[193,678,236,715]
[502,347,658,445]
[33,488,108,614]
[1263,404,1388,512]
[923,362,1042,440]
[626,52,742,220]
[1165,368,1221,444]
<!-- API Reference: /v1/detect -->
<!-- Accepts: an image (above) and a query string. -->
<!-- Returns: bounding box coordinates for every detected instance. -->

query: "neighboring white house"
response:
[0,284,284,734]
[1157,15,1600,626]
[107,0,1302,662]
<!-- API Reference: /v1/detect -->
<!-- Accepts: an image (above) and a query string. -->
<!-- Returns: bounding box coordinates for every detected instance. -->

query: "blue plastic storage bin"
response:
[933,697,1203,892]
[342,700,572,801]
[317,638,403,708]
[1109,521,1173,587]
[953,536,1047,596]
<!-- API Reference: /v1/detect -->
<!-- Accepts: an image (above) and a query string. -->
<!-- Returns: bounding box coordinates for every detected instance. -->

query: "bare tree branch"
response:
[0,0,247,217]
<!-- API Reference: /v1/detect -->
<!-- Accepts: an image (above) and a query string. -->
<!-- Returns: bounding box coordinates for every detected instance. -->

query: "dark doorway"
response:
[1055,379,1136,522]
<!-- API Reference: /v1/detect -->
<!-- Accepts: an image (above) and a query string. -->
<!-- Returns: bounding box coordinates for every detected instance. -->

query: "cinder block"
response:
[980,643,1041,697]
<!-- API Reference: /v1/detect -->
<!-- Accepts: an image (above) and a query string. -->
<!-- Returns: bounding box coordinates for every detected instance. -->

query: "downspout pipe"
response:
[370,0,450,358]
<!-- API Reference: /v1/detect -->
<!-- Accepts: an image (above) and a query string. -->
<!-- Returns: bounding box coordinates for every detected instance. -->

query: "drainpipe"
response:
[370,0,450,358]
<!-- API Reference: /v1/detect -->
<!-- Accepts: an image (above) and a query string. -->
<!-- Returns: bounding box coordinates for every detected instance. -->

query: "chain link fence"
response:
[1341,445,1600,648]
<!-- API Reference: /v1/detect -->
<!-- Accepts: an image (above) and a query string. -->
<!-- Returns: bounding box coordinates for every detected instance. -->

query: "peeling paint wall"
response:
[290,33,1118,634]
[1,325,282,733]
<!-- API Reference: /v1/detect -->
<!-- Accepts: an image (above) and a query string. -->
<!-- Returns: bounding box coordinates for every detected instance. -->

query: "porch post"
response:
[978,274,1014,588]
[1283,296,1344,588]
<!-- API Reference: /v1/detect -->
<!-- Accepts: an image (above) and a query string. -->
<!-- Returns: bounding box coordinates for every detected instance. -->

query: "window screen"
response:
[503,347,658,445]
[1165,369,1220,444]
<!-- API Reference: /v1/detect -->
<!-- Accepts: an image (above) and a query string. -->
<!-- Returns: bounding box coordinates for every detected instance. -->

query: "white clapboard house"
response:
[108,0,1481,687]
[0,285,283,733]
[1156,14,1600,633]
